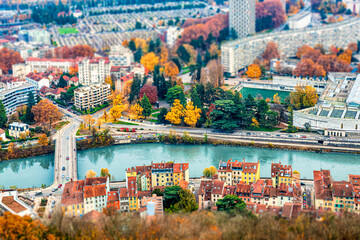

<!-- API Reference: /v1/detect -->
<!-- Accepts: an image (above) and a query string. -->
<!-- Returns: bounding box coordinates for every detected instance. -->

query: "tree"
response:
[0,48,23,74]
[296,45,313,59]
[256,0,286,32]
[21,91,35,124]
[130,103,144,119]
[289,85,319,109]
[139,84,158,104]
[159,47,169,66]
[86,170,97,178]
[140,52,159,72]
[32,99,62,130]
[82,115,95,130]
[163,185,182,210]
[203,166,217,177]
[57,75,68,88]
[129,39,136,51]
[176,45,191,64]
[216,195,246,213]
[0,100,7,128]
[183,101,201,127]
[171,189,198,213]
[273,93,280,104]
[157,108,168,124]
[210,100,238,131]
[262,41,280,61]
[109,104,125,122]
[348,42,358,53]
[100,168,111,178]
[166,99,184,125]
[247,64,261,78]
[38,134,48,146]
[293,59,325,77]
[164,61,179,78]
[166,85,186,106]
[256,99,269,125]
[265,111,279,128]
[140,94,152,119]
[190,88,202,109]
[129,75,142,104]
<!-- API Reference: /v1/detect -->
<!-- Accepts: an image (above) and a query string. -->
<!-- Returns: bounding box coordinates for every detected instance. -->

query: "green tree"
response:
[163,185,182,210]
[171,189,198,213]
[157,108,168,124]
[57,75,68,88]
[0,100,7,128]
[129,39,136,51]
[148,40,155,52]
[204,82,216,104]
[265,111,278,128]
[152,188,164,196]
[216,195,246,214]
[177,45,190,64]
[134,48,143,62]
[210,100,239,131]
[256,99,269,126]
[140,93,152,119]
[190,88,201,109]
[166,85,186,106]
[129,74,142,103]
[21,91,35,124]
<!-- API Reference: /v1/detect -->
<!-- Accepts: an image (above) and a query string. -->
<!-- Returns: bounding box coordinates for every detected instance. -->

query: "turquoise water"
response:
[240,88,290,102]
[1,144,360,188]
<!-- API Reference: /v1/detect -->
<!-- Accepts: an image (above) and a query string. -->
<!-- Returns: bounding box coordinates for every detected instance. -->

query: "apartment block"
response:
[217,159,260,186]
[140,194,164,218]
[26,57,78,73]
[74,83,110,111]
[229,0,255,39]
[109,45,134,67]
[78,57,110,85]
[271,162,293,187]
[25,72,50,90]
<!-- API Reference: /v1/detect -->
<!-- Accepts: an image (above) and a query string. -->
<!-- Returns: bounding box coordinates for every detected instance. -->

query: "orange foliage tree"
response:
[0,48,23,74]
[164,61,179,78]
[247,64,261,78]
[32,99,63,130]
[296,45,313,59]
[348,43,358,53]
[293,59,326,77]
[54,45,94,59]
[256,0,286,31]
[140,52,159,72]
[262,41,280,61]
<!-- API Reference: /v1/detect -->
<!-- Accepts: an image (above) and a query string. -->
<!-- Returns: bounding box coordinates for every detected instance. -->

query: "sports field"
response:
[240,87,290,102]
[58,28,79,35]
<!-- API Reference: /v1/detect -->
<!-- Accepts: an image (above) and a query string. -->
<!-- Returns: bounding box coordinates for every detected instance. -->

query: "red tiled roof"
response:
[0,128,5,134]
[85,177,107,186]
[314,170,333,200]
[26,57,79,63]
[243,162,259,174]
[271,162,293,178]
[70,77,79,82]
[110,66,121,72]
[119,188,128,198]
[349,174,360,186]
[84,184,106,198]
[61,180,84,206]
[211,180,225,195]
[0,39,9,44]
[332,181,354,198]
[127,176,137,197]
[107,191,119,203]
[51,88,66,95]
[236,183,252,197]
[223,185,236,196]
[281,202,302,219]
[120,73,134,82]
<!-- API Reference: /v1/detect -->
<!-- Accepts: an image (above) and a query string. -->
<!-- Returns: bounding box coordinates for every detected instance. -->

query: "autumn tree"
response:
[69,64,78,76]
[256,0,286,32]
[100,168,111,178]
[109,104,124,122]
[296,45,313,59]
[140,52,159,72]
[159,47,169,65]
[338,49,352,64]
[316,55,352,72]
[289,85,319,109]
[86,170,97,178]
[348,42,358,53]
[293,59,326,77]
[0,48,23,74]
[139,84,158,104]
[38,134,49,146]
[247,64,261,78]
[54,45,94,59]
[262,41,280,61]
[166,99,184,125]
[140,94,152,119]
[164,61,180,78]
[82,115,95,130]
[273,93,281,104]
[130,103,144,119]
[183,101,202,127]
[203,166,217,178]
[200,60,224,88]
[32,99,62,130]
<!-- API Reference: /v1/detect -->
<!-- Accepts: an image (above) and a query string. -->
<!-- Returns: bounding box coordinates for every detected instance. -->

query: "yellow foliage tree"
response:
[159,47,169,65]
[165,99,184,125]
[38,134,48,146]
[86,170,97,178]
[130,103,144,119]
[203,166,217,178]
[109,104,125,122]
[140,52,159,72]
[289,85,318,109]
[135,38,147,51]
[251,118,259,128]
[164,61,179,78]
[247,64,261,78]
[82,115,95,130]
[273,93,280,104]
[183,101,202,127]
[19,133,27,141]
[95,118,103,129]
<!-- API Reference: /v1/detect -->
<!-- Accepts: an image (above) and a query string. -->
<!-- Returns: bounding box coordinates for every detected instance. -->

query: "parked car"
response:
[52,188,58,192]
[62,174,65,179]
[62,167,65,171]
[66,176,69,181]
[58,184,62,188]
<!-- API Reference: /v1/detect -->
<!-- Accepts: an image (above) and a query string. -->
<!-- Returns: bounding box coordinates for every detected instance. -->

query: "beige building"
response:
[74,83,110,111]
[8,122,29,139]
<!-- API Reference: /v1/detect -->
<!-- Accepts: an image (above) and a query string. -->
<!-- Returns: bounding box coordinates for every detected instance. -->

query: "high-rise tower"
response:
[229,0,256,39]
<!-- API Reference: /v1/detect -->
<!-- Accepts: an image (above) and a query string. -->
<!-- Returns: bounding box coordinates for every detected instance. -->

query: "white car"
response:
[62,174,65,179]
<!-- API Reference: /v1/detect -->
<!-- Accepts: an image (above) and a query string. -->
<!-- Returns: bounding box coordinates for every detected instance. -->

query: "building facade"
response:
[25,72,50,90]
[8,122,29,138]
[26,57,78,73]
[229,0,255,39]
[78,57,110,85]
[109,45,134,67]
[74,83,111,111]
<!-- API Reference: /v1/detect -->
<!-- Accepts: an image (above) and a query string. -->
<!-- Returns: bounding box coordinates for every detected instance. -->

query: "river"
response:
[1,143,360,188]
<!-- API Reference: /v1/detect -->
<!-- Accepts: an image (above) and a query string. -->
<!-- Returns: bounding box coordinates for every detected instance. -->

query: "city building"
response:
[107,190,120,210]
[288,11,311,29]
[12,63,31,79]
[271,162,293,187]
[0,190,36,217]
[8,122,29,138]
[343,0,360,14]
[217,159,260,186]
[229,0,255,39]
[166,27,183,47]
[0,128,6,141]
[313,170,333,211]
[18,29,51,45]
[26,57,78,73]
[25,72,50,90]
[61,180,85,216]
[109,45,134,67]
[74,83,111,111]
[0,82,36,116]
[221,18,360,75]
[140,194,164,218]
[78,57,111,85]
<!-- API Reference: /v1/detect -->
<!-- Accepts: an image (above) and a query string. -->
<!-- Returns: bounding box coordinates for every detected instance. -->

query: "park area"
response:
[58,28,78,35]
[240,88,290,102]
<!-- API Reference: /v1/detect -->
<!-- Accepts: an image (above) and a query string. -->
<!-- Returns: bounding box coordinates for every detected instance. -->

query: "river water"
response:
[1,143,360,188]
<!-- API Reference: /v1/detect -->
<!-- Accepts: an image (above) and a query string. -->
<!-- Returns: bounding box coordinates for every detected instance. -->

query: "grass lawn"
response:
[151,109,160,113]
[152,113,160,118]
[113,121,139,126]
[147,119,158,123]
[55,121,70,130]
[58,28,79,35]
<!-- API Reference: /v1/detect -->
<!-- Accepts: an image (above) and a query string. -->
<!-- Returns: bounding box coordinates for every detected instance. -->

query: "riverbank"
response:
[0,145,55,162]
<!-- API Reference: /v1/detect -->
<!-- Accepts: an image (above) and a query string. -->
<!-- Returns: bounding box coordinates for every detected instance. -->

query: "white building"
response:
[0,190,36,217]
[26,57,78,73]
[229,0,255,39]
[343,0,360,14]
[0,82,36,116]
[74,83,111,111]
[288,11,311,29]
[83,177,109,214]
[25,72,50,90]
[109,45,134,67]
[8,122,29,138]
[166,27,183,47]
[18,29,51,45]
[12,63,31,79]
[78,58,111,85]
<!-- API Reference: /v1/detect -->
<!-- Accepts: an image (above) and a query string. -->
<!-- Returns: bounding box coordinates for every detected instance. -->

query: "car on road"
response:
[301,136,307,138]
[62,174,65,179]
[66,157,69,160]
[52,188,58,192]
[35,191,42,196]
[66,176,69,181]
[62,167,65,171]
[58,184,62,188]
